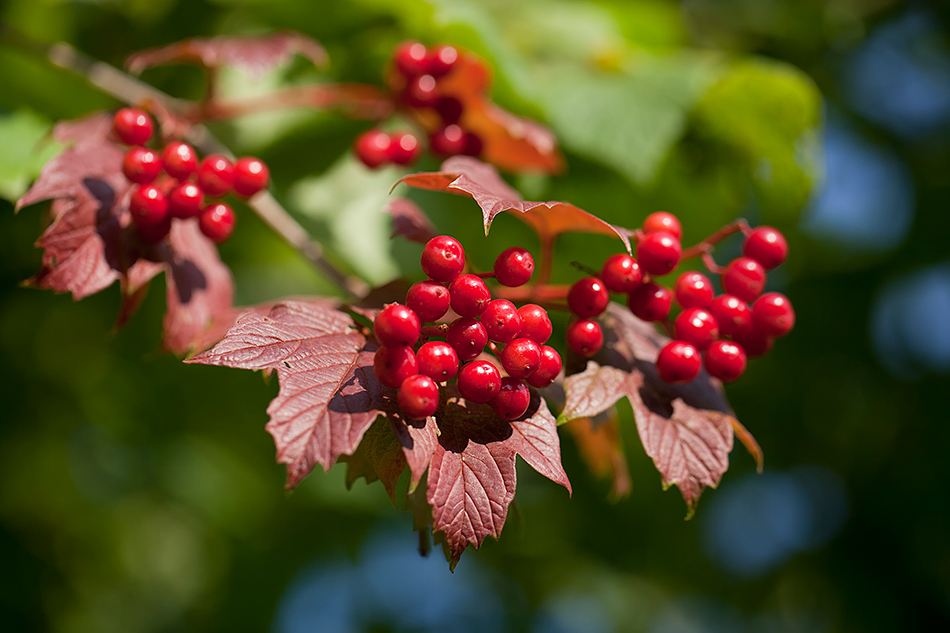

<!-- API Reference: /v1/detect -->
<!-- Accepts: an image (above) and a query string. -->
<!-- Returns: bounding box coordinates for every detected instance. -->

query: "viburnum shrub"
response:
[15,31,783,570]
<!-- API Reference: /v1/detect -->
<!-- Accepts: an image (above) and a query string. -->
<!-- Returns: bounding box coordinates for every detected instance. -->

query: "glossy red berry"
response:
[493,247,535,287]
[161,142,198,180]
[674,271,714,309]
[457,360,501,403]
[416,341,459,382]
[233,157,270,197]
[490,377,531,420]
[386,132,421,166]
[354,129,391,169]
[642,211,682,240]
[421,235,465,282]
[198,202,236,243]
[567,320,603,357]
[721,257,767,302]
[398,374,439,418]
[122,147,161,184]
[752,292,795,337]
[525,346,561,389]
[568,277,610,318]
[601,254,642,293]
[130,184,168,226]
[481,299,523,344]
[197,155,235,197]
[707,294,752,336]
[113,108,153,145]
[374,345,418,389]
[704,341,747,383]
[406,281,451,322]
[517,304,552,345]
[656,341,701,384]
[403,74,439,108]
[394,41,430,77]
[673,308,720,352]
[636,231,681,276]
[743,226,788,270]
[732,322,774,358]
[449,274,491,317]
[167,182,205,219]
[627,283,672,322]
[446,317,488,361]
[429,124,467,156]
[374,304,421,348]
[427,45,459,77]
[500,338,541,379]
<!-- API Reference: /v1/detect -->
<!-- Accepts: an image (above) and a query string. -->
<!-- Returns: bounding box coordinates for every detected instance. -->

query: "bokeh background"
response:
[2,0,949,631]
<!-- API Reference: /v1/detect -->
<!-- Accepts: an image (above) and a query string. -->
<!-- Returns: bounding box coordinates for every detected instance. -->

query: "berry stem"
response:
[680,219,751,260]
[570,261,600,277]
[486,340,502,357]
[193,84,394,122]
[474,271,496,279]
[536,237,555,285]
[421,324,448,337]
[701,252,723,275]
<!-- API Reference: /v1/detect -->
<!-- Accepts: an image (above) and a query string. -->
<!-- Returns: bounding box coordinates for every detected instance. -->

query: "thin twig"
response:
[0,23,368,298]
[681,218,750,261]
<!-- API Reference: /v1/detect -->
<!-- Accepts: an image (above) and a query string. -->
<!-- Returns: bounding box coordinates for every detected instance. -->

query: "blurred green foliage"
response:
[2,0,950,631]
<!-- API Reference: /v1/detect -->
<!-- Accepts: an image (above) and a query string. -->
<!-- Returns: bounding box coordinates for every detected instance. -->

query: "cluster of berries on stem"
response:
[113,108,270,244]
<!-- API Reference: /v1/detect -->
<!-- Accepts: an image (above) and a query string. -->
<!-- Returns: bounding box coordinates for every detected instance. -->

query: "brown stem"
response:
[681,218,750,260]
[536,238,555,285]
[701,252,723,275]
[195,84,394,122]
[421,324,448,337]
[487,341,502,356]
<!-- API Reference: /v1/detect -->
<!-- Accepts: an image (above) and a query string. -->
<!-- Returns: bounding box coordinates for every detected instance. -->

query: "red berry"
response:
[402,74,439,108]
[416,342,459,382]
[449,274,491,317]
[233,157,270,197]
[446,317,488,361]
[130,184,168,226]
[601,254,642,293]
[430,124,467,156]
[732,322,774,358]
[481,299,523,344]
[518,304,552,345]
[374,346,418,389]
[627,283,672,322]
[198,202,236,243]
[567,320,603,357]
[752,292,795,337]
[434,96,463,124]
[113,108,153,145]
[134,215,171,244]
[161,142,198,180]
[743,226,788,270]
[393,41,430,77]
[642,211,682,240]
[167,182,205,219]
[457,360,501,403]
[636,231,681,276]
[490,377,531,420]
[656,341,701,384]
[673,308,720,352]
[568,277,609,318]
[421,235,465,282]
[461,131,484,157]
[721,257,766,302]
[386,132,421,166]
[500,338,541,379]
[674,271,714,309]
[398,374,439,418]
[374,303,421,348]
[493,247,534,287]
[707,294,752,336]
[704,341,747,383]
[197,155,235,197]
[526,346,561,389]
[122,147,161,184]
[406,281,451,322]
[354,129,391,169]
[427,45,459,77]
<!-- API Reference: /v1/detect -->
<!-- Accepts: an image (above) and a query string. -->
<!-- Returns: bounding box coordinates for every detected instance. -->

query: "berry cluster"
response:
[113,108,270,244]
[566,212,795,384]
[373,236,559,421]
[353,130,421,169]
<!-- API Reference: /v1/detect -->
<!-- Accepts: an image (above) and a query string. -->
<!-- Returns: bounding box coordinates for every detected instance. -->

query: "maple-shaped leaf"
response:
[383,196,436,244]
[186,300,384,488]
[565,411,631,499]
[126,31,327,78]
[560,303,756,516]
[398,156,634,256]
[427,387,570,570]
[389,52,564,174]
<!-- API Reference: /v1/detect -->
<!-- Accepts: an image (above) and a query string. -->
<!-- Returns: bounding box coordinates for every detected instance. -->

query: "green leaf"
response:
[0,110,58,202]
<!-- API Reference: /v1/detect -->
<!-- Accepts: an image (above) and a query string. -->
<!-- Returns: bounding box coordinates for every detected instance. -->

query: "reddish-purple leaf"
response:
[398,156,634,254]
[341,417,409,504]
[384,197,436,244]
[186,300,383,488]
[427,388,570,570]
[561,303,750,515]
[126,31,327,78]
